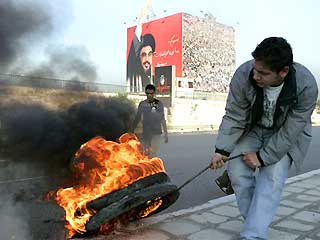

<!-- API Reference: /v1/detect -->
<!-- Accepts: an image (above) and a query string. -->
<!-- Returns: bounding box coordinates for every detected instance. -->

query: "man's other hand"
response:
[242,152,261,169]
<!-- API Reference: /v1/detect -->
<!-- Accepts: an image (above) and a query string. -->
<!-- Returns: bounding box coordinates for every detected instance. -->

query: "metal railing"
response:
[0,73,126,93]
[0,73,230,100]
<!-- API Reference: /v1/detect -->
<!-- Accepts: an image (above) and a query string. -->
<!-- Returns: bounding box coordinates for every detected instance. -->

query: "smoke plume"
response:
[28,45,97,82]
[0,0,97,82]
[0,194,31,240]
[0,96,136,173]
[0,163,66,240]
[0,0,52,71]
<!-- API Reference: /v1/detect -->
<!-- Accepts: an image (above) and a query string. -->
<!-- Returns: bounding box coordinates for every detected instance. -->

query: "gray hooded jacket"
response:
[215,60,318,170]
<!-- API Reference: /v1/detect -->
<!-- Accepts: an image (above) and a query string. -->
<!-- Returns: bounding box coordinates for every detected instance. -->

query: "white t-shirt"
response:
[259,83,284,128]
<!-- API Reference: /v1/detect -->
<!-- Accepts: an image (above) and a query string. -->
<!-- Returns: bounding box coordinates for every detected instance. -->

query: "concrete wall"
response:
[169,98,226,131]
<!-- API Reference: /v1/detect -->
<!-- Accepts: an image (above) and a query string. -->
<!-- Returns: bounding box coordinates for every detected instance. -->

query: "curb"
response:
[141,168,320,226]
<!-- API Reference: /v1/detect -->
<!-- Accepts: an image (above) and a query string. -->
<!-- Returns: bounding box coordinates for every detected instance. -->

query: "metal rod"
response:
[224,153,244,162]
[176,165,211,191]
[176,153,243,191]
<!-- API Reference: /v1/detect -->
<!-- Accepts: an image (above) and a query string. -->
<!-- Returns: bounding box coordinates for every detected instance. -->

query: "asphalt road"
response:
[1,126,320,239]
[159,126,320,213]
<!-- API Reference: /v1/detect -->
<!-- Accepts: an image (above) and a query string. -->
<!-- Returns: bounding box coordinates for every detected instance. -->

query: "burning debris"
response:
[0,89,178,237]
[0,95,137,240]
[55,133,179,238]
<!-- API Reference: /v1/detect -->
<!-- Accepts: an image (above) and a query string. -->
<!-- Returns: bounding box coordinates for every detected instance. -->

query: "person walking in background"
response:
[210,37,318,239]
[131,84,168,157]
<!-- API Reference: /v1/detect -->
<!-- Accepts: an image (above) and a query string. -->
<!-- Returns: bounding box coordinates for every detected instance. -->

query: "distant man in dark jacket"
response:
[131,84,168,157]
[210,37,318,239]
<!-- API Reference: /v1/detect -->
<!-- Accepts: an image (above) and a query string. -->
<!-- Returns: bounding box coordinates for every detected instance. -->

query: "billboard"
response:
[126,13,182,93]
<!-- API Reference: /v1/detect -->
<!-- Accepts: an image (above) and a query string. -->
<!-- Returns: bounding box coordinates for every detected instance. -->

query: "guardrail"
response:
[0,73,126,93]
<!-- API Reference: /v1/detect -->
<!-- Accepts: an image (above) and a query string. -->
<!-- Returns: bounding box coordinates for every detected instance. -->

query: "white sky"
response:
[53,0,319,85]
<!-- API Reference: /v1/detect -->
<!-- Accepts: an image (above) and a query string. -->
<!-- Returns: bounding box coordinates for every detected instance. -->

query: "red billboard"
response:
[126,13,182,93]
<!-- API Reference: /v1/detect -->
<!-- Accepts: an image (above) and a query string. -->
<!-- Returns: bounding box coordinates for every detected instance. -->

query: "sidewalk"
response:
[79,169,320,240]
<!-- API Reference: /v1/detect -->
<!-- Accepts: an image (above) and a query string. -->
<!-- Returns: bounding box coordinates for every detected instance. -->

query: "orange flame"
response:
[139,197,163,217]
[55,133,165,238]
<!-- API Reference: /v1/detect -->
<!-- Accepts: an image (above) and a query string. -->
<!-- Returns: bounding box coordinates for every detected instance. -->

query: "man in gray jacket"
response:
[210,37,318,239]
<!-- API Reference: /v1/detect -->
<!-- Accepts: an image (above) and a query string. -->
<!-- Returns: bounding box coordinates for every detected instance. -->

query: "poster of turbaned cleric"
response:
[126,13,182,94]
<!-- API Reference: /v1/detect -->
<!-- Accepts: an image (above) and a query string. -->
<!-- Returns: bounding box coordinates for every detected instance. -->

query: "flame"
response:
[139,197,163,217]
[55,133,165,238]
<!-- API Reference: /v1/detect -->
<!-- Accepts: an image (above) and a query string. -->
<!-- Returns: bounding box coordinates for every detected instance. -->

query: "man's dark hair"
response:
[252,37,293,73]
[140,34,156,52]
[145,84,156,92]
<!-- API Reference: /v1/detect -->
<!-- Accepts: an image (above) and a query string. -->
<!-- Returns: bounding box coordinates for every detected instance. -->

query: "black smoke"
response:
[0,0,97,82]
[0,0,53,71]
[0,102,68,165]
[65,96,135,153]
[0,96,136,173]
[27,45,97,82]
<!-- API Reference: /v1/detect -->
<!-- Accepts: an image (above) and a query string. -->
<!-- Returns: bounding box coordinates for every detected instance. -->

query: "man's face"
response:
[145,89,155,102]
[253,60,289,87]
[139,45,153,74]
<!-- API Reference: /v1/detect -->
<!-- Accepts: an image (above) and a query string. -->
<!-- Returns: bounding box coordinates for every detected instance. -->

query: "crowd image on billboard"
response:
[182,13,235,93]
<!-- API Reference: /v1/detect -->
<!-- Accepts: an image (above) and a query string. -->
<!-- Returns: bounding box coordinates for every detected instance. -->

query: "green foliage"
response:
[117,92,128,99]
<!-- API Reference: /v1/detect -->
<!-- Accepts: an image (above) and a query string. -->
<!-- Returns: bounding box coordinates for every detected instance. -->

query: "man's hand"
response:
[210,153,228,169]
[164,133,168,143]
[242,152,261,169]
